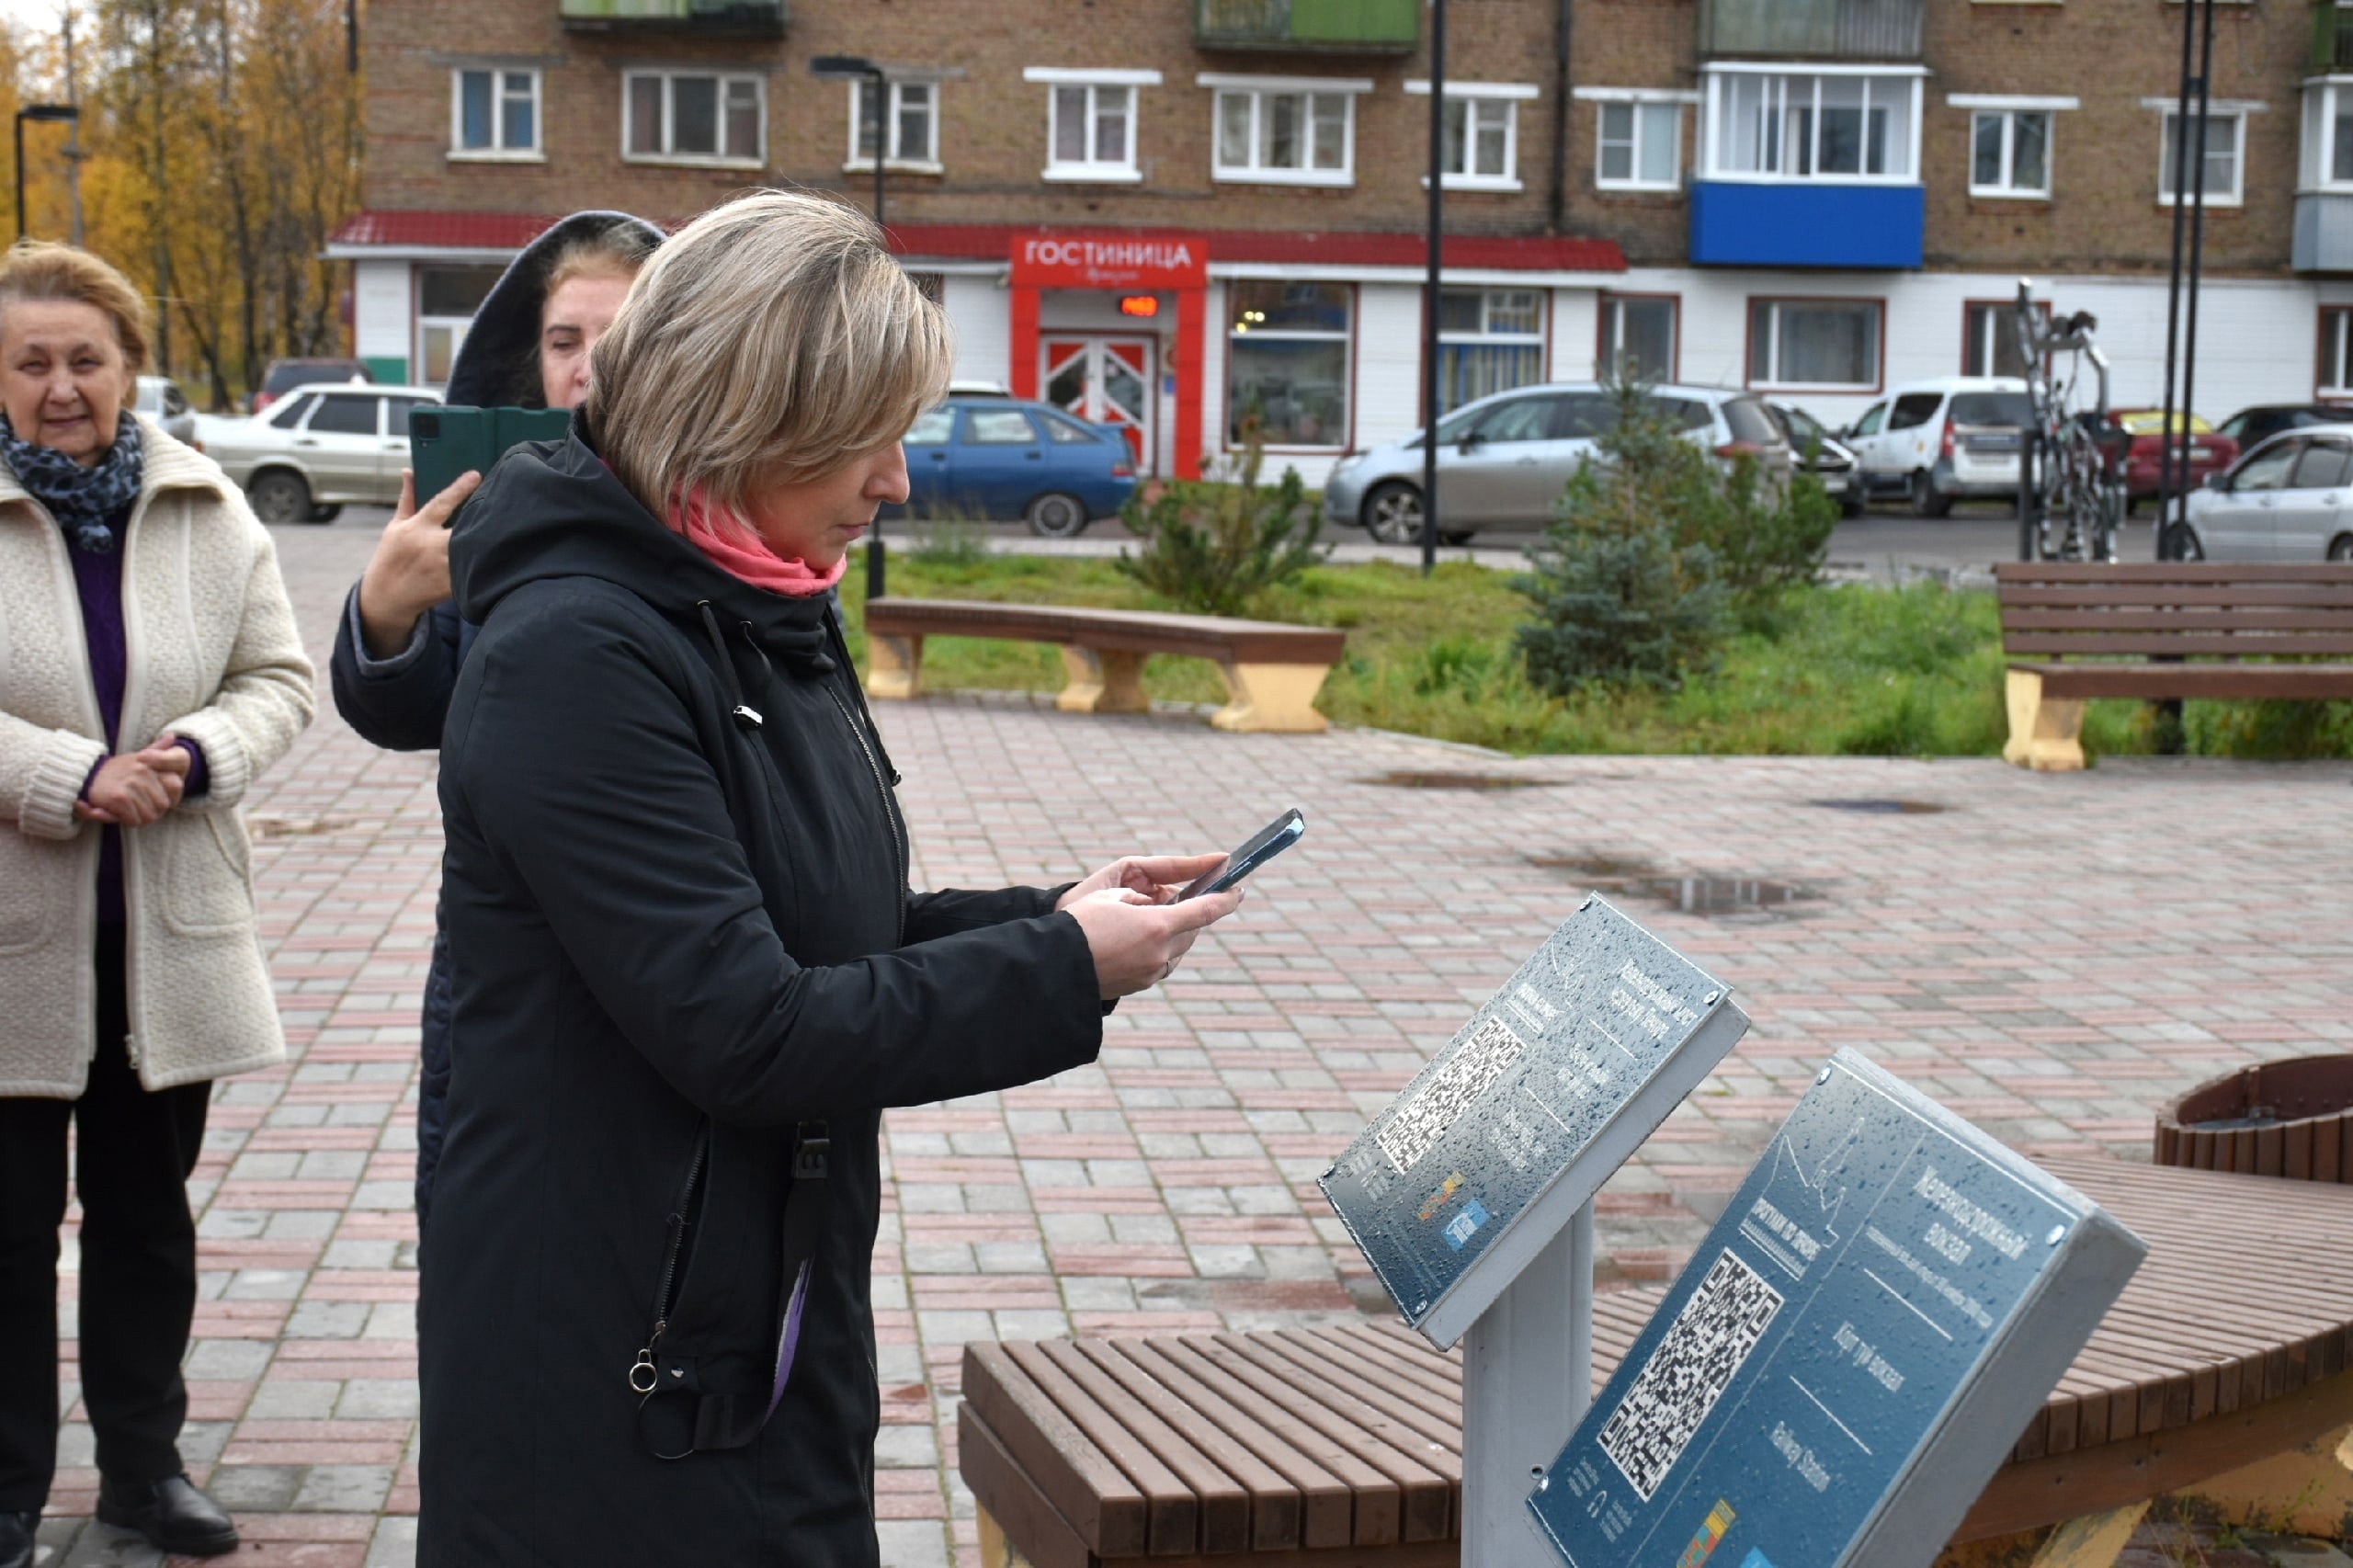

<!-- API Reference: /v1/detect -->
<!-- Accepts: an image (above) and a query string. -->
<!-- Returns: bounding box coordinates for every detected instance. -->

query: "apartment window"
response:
[1598,293,1678,381]
[625,70,763,165]
[1702,67,1922,182]
[1597,101,1680,189]
[1970,109,2050,197]
[1747,298,1881,391]
[1962,299,2048,378]
[851,80,938,169]
[1438,289,1544,414]
[1024,69,1159,182]
[2302,81,2353,190]
[2157,108,2244,205]
[451,68,539,157]
[1227,280,1349,449]
[2324,308,2353,399]
[1407,82,1536,189]
[1208,78,1360,186]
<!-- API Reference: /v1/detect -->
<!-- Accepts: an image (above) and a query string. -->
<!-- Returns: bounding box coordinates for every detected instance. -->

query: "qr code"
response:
[1377,1015,1527,1173]
[1597,1250,1784,1501]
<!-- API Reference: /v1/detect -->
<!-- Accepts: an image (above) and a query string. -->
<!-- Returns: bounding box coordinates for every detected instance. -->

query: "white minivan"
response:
[1845,377,2034,517]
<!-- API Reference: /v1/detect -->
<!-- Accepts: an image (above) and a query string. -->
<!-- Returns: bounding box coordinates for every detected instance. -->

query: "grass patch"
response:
[836,553,2353,760]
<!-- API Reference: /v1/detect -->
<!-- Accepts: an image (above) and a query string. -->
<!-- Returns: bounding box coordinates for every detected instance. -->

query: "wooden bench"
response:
[960,1157,2353,1568]
[1995,562,2353,772]
[860,598,1346,735]
[2154,1054,2353,1183]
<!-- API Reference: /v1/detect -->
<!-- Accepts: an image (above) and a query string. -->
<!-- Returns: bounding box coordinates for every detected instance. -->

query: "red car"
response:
[2103,410,2238,508]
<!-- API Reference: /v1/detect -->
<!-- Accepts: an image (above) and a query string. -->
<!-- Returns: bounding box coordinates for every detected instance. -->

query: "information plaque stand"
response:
[1527,1049,2148,1568]
[1321,897,1751,1568]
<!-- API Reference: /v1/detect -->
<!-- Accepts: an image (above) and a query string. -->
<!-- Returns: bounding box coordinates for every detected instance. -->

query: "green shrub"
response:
[1516,526,1730,693]
[1117,433,1327,617]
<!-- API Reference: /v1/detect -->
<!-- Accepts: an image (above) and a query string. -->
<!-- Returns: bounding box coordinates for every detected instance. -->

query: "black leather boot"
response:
[0,1510,36,1568]
[95,1473,238,1557]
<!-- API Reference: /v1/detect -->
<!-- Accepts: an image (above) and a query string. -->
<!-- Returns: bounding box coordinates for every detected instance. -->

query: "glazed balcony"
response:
[558,0,786,37]
[1698,0,1923,62]
[1194,0,1419,54]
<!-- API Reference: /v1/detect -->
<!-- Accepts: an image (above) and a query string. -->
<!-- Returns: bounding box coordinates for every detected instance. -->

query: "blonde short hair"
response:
[0,240,151,373]
[586,191,950,522]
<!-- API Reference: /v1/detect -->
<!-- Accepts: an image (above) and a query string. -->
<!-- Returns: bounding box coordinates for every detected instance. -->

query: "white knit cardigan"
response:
[0,417,315,1098]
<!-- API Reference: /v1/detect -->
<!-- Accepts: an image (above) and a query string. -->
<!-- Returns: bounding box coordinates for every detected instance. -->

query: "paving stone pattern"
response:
[30,521,2353,1566]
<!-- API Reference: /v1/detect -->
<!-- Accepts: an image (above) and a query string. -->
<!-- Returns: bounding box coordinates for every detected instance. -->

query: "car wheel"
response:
[246,471,312,528]
[1363,481,1425,546]
[1024,492,1088,539]
[2162,523,2205,562]
[2329,534,2353,563]
[307,504,342,524]
[1909,470,1952,519]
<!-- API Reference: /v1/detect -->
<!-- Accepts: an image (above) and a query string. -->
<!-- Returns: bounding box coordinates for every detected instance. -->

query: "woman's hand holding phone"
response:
[1058,852,1240,998]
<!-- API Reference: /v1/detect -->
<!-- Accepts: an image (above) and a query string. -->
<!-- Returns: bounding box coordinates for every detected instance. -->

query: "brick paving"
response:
[28,518,2353,1566]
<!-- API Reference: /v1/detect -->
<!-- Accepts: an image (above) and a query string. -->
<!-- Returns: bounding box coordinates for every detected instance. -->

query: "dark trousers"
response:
[0,925,210,1510]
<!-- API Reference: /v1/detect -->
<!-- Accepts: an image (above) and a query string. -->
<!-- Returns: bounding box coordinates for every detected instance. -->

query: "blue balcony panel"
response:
[1688,181,1924,269]
[2294,193,2353,272]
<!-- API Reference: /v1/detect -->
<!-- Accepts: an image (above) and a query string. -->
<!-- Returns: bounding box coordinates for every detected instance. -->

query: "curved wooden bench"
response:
[961,1157,2353,1568]
[860,598,1346,734]
[1994,562,2353,772]
[2154,1055,2353,1183]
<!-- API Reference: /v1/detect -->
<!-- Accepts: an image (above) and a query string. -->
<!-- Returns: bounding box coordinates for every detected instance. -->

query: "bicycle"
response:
[2013,280,2128,562]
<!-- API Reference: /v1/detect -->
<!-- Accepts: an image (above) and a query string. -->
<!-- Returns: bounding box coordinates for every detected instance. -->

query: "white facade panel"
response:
[940,273,1009,390]
[1354,282,1423,457]
[355,260,413,363]
[1551,288,1598,382]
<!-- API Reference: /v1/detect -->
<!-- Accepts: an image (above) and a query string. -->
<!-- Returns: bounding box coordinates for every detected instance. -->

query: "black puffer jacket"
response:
[417,431,1106,1565]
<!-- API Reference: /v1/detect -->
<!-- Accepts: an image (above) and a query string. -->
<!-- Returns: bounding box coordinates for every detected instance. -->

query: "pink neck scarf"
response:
[665,485,847,598]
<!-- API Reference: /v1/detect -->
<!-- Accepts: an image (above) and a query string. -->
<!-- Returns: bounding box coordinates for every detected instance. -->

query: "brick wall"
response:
[361,0,2308,276]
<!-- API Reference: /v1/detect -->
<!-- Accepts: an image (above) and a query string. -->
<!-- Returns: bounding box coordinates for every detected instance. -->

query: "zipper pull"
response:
[630,1324,665,1393]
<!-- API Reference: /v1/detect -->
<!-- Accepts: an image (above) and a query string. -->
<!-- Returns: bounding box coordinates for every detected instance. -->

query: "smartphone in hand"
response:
[1179,809,1305,901]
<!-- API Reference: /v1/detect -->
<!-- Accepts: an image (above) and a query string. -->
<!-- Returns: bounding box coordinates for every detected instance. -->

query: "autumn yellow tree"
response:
[8,0,359,409]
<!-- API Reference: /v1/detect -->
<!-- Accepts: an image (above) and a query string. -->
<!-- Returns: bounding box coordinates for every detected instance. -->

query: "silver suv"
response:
[1323,382,1792,544]
[207,383,441,525]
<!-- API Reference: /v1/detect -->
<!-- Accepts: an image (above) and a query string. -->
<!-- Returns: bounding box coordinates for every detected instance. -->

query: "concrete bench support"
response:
[2003,668,2086,773]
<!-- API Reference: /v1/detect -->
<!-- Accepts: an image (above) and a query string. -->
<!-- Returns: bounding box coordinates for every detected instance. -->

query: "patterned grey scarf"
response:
[0,411,145,553]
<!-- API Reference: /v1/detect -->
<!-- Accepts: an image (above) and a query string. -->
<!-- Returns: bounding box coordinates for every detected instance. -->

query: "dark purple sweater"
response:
[66,504,207,925]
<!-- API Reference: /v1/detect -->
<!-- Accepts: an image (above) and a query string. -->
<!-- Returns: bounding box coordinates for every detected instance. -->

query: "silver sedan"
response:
[2180,423,2353,562]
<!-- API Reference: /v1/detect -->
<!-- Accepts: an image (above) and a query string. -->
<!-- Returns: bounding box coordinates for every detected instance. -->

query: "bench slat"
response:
[965,1342,1153,1559]
[1995,562,2353,583]
[2016,663,2353,700]
[2002,608,2353,631]
[1074,1339,1286,1555]
[1107,1337,1350,1551]
[1038,1339,1244,1556]
[2003,632,2353,655]
[2000,584,2353,608]
[959,1403,1098,1568]
[866,597,1347,665]
[1205,1334,1456,1543]
[1006,1341,1204,1557]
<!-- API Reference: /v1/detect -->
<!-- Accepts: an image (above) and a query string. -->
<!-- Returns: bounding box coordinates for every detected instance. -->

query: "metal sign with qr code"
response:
[1319,898,1751,1349]
[1528,1049,2147,1568]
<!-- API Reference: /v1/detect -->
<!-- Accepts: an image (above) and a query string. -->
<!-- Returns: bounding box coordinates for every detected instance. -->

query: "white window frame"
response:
[1199,74,1369,187]
[2143,97,2262,207]
[2323,306,2353,399]
[1405,80,1540,191]
[1597,292,1679,381]
[1024,67,1160,183]
[1747,296,1883,393]
[1224,279,1354,452]
[846,78,942,175]
[621,68,767,169]
[1949,94,2075,199]
[1437,287,1547,413]
[2302,78,2353,192]
[449,66,542,162]
[1699,62,1927,186]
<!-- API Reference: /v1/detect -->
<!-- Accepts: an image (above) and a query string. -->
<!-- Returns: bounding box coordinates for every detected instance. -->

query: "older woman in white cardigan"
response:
[0,242,313,1566]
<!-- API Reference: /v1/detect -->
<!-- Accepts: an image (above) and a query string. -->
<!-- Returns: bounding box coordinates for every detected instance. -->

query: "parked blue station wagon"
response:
[899,397,1137,537]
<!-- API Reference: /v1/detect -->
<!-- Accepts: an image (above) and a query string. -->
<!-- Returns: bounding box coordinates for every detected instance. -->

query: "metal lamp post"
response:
[811,54,892,602]
[1419,0,1447,577]
[15,104,79,243]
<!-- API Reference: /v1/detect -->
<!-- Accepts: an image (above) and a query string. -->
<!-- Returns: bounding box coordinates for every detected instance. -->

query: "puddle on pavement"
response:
[1366,769,1558,790]
[1530,855,1823,919]
[1804,799,1949,815]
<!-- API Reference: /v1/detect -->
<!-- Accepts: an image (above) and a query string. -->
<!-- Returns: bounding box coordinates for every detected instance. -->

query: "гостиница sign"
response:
[1320,897,1750,1349]
[1527,1048,2147,1568]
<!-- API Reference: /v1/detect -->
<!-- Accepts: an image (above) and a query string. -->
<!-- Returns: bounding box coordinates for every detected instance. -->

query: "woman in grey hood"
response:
[326,210,663,1218]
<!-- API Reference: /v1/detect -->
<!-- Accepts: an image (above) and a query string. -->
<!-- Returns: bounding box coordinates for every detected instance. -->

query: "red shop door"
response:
[1041,335,1155,472]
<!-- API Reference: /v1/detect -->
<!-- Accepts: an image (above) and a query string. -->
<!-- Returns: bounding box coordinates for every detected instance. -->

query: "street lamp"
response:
[809,53,892,600]
[16,104,78,243]
[1419,0,1448,576]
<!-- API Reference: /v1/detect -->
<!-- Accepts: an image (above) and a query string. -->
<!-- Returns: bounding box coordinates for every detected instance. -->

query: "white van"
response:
[1845,377,2034,517]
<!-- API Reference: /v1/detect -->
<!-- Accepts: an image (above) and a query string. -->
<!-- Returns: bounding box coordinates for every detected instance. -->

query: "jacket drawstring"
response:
[696,600,763,731]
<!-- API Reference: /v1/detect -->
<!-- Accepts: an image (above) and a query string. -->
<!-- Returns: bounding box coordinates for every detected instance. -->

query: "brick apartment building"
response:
[331,0,2353,485]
